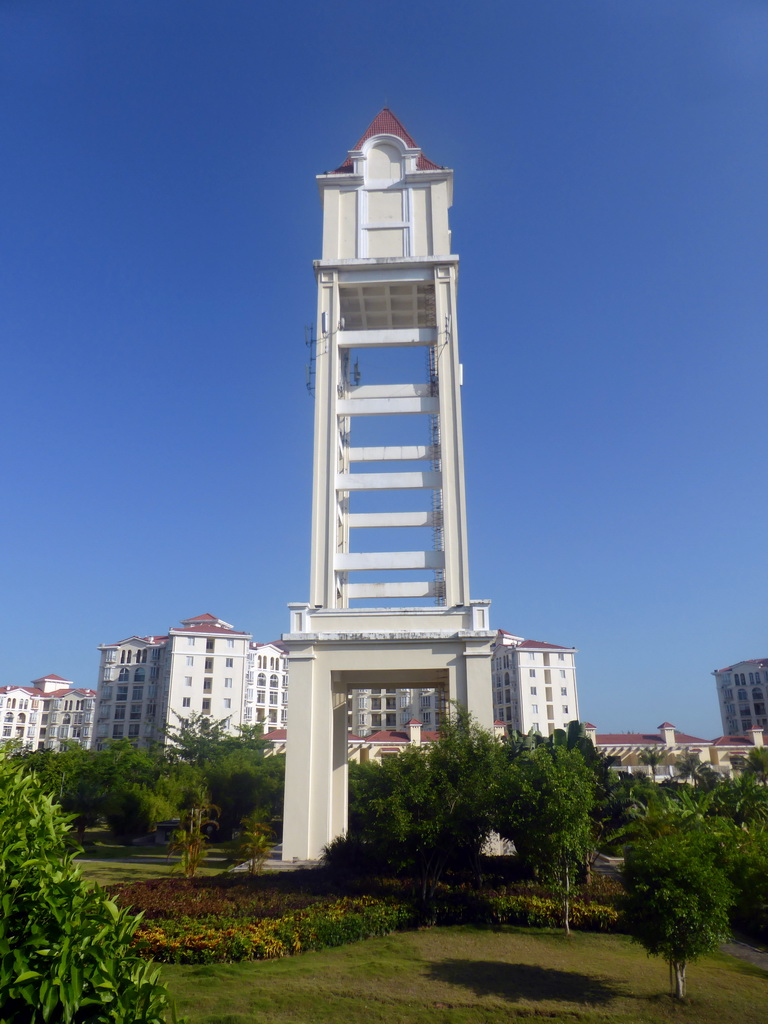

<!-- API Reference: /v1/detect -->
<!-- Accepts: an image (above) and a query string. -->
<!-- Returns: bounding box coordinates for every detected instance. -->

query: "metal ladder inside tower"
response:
[427,345,445,605]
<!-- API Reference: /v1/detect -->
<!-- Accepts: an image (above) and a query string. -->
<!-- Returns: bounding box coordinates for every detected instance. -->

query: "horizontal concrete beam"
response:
[335,551,445,571]
[337,397,438,416]
[348,384,431,399]
[337,471,441,490]
[338,328,436,348]
[347,511,433,528]
[348,445,431,462]
[345,581,437,599]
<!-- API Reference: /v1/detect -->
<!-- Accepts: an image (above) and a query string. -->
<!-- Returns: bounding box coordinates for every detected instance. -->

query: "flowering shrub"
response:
[432,890,621,931]
[133,897,417,963]
[111,876,334,921]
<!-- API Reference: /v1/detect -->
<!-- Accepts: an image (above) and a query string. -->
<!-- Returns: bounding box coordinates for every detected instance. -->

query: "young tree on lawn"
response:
[497,746,595,934]
[621,832,734,999]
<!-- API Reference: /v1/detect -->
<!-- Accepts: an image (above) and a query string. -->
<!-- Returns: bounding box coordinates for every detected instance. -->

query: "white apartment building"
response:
[0,674,95,751]
[491,630,579,735]
[93,614,289,750]
[713,657,768,736]
[347,686,446,736]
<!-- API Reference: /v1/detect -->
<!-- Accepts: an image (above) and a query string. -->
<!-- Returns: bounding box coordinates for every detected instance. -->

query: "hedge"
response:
[132,890,620,964]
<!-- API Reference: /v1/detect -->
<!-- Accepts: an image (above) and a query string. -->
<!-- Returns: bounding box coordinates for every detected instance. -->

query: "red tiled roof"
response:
[597,730,709,746]
[262,728,287,741]
[30,674,70,683]
[405,718,422,726]
[181,613,219,623]
[516,639,575,651]
[716,658,768,672]
[365,728,440,744]
[170,624,250,636]
[331,108,442,174]
[711,732,768,745]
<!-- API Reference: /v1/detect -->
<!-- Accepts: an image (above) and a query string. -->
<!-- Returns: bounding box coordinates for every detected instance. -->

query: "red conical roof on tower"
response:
[332,108,441,173]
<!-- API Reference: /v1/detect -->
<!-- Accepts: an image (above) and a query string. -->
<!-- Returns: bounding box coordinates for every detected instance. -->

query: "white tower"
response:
[282,110,493,861]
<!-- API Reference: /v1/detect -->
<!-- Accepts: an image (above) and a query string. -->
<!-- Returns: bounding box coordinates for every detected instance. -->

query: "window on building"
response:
[112,724,124,738]
[113,706,126,720]
[558,653,565,661]
[225,658,234,668]
[371,713,382,727]
[202,699,211,714]
[386,698,396,710]
[118,668,129,682]
[116,686,128,702]
[270,674,279,688]
[186,656,194,667]
[188,637,195,646]
[530,686,537,695]
[529,669,536,678]
[134,668,145,682]
[256,689,265,703]
[562,705,569,714]
[282,691,288,704]
[371,697,381,710]
[204,659,214,672]
[225,677,233,688]
[206,639,215,652]
[269,693,278,705]
[128,723,140,738]
[227,639,234,648]
[184,676,192,687]
[203,678,212,693]
[223,698,231,709]
[132,686,143,701]
[561,687,568,696]
[420,695,431,708]
[385,714,396,728]
[130,704,142,720]
[531,704,539,714]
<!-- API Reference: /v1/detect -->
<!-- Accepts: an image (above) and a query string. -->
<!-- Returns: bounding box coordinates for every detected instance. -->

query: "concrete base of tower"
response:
[280,602,494,862]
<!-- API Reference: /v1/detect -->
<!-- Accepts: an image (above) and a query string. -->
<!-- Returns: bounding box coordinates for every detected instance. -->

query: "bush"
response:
[133,897,417,964]
[0,754,177,1023]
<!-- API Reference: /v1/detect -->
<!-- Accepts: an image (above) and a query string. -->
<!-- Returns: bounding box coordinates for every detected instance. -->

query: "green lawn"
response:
[162,926,767,1024]
[74,828,227,886]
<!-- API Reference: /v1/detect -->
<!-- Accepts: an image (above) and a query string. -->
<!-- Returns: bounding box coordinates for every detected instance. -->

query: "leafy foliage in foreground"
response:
[0,754,177,1024]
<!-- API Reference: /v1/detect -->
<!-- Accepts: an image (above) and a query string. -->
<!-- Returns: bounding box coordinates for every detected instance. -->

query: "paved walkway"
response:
[721,938,768,972]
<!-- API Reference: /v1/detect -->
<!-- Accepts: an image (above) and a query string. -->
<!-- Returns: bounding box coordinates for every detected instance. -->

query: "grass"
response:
[162,925,768,1024]
[74,827,227,886]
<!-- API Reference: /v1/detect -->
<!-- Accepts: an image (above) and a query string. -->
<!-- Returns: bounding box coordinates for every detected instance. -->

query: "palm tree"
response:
[674,749,710,787]
[743,746,768,785]
[637,746,666,778]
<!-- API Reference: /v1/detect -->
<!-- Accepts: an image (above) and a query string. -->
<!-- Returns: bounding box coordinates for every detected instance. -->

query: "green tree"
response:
[637,746,666,776]
[0,753,177,1023]
[168,790,219,878]
[234,812,275,875]
[498,746,595,934]
[621,832,734,998]
[743,746,768,785]
[357,709,502,904]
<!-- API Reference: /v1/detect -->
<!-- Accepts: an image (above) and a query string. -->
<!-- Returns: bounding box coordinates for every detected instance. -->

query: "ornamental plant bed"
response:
[108,873,343,921]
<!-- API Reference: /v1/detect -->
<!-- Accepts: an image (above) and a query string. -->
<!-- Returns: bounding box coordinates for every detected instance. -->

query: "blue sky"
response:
[2,0,766,738]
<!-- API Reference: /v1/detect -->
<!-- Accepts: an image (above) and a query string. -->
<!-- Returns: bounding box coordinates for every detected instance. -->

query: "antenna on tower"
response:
[305,324,316,397]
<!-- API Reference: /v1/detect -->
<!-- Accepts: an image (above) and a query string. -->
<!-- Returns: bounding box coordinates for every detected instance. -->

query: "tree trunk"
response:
[563,863,571,936]
[672,961,686,999]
